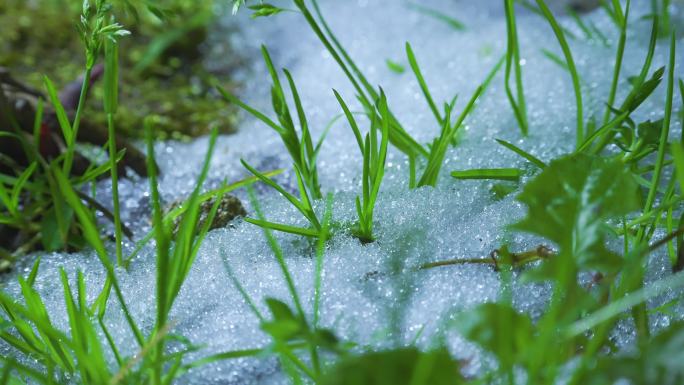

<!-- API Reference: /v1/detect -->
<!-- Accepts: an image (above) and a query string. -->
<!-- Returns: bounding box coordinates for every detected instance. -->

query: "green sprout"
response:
[334,90,390,243]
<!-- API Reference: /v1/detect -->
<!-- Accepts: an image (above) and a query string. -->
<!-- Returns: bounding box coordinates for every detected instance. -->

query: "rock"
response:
[167,194,247,235]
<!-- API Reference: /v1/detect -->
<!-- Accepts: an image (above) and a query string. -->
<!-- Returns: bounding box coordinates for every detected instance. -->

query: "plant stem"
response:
[63,66,92,176]
[107,115,123,266]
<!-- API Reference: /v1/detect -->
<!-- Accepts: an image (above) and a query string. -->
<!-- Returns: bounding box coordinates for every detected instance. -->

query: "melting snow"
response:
[2,0,684,383]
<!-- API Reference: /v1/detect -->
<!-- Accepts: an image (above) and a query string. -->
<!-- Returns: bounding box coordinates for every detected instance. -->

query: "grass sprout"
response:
[334,90,390,243]
[219,45,327,200]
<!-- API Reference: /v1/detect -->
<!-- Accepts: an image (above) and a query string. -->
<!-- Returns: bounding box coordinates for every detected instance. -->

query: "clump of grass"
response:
[219,45,326,200]
[334,90,390,243]
[218,46,330,239]
[405,41,498,187]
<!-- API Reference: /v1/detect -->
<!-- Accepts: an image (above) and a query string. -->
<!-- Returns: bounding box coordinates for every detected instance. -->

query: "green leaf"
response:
[490,182,518,201]
[626,67,665,113]
[455,303,533,368]
[513,154,639,274]
[244,217,320,238]
[580,322,684,385]
[636,118,664,146]
[407,3,465,31]
[248,4,285,18]
[261,298,304,341]
[265,298,297,322]
[385,59,405,74]
[495,139,546,169]
[672,142,684,194]
[43,76,72,144]
[40,206,72,251]
[320,347,463,385]
[451,168,521,181]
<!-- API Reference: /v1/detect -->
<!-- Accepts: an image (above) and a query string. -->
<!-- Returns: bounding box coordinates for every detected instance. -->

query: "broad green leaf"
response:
[320,347,463,385]
[637,118,664,147]
[513,154,639,274]
[455,303,533,368]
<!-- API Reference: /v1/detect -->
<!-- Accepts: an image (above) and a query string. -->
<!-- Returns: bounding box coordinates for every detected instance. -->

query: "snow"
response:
[2,0,684,383]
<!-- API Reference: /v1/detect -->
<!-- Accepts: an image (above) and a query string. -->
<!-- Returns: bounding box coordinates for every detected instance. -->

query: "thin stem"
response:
[107,115,123,266]
[602,0,629,126]
[63,66,93,176]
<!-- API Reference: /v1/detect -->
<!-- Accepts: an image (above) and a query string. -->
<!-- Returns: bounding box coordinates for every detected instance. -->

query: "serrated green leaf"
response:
[636,118,664,146]
[513,154,639,274]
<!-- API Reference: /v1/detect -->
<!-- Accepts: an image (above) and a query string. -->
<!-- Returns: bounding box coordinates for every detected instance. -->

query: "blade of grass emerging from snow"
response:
[504,0,529,136]
[313,194,332,327]
[406,42,443,126]
[335,90,390,242]
[418,85,484,187]
[240,159,324,239]
[303,0,427,159]
[219,45,324,199]
[535,0,584,148]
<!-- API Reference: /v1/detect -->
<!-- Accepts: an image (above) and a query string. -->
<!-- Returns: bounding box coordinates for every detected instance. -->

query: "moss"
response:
[0,0,240,140]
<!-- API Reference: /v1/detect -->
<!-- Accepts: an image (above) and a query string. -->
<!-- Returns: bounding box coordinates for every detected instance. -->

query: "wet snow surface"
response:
[2,0,684,383]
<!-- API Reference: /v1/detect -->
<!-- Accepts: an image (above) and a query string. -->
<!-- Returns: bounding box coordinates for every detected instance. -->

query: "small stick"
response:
[419,245,554,271]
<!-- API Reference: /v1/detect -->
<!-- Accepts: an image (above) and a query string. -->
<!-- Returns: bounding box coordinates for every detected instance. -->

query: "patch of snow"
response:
[2,0,683,383]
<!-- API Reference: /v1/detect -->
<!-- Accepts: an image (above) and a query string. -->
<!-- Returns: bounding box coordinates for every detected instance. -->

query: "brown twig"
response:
[419,245,555,271]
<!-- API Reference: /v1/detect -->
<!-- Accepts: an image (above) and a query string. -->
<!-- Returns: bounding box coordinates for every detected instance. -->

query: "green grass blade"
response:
[43,76,72,144]
[642,33,676,215]
[407,2,465,30]
[535,0,584,148]
[313,194,333,327]
[602,0,630,126]
[406,42,442,125]
[217,86,286,134]
[451,168,522,181]
[504,0,529,136]
[495,139,546,169]
[53,165,145,347]
[244,218,321,238]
